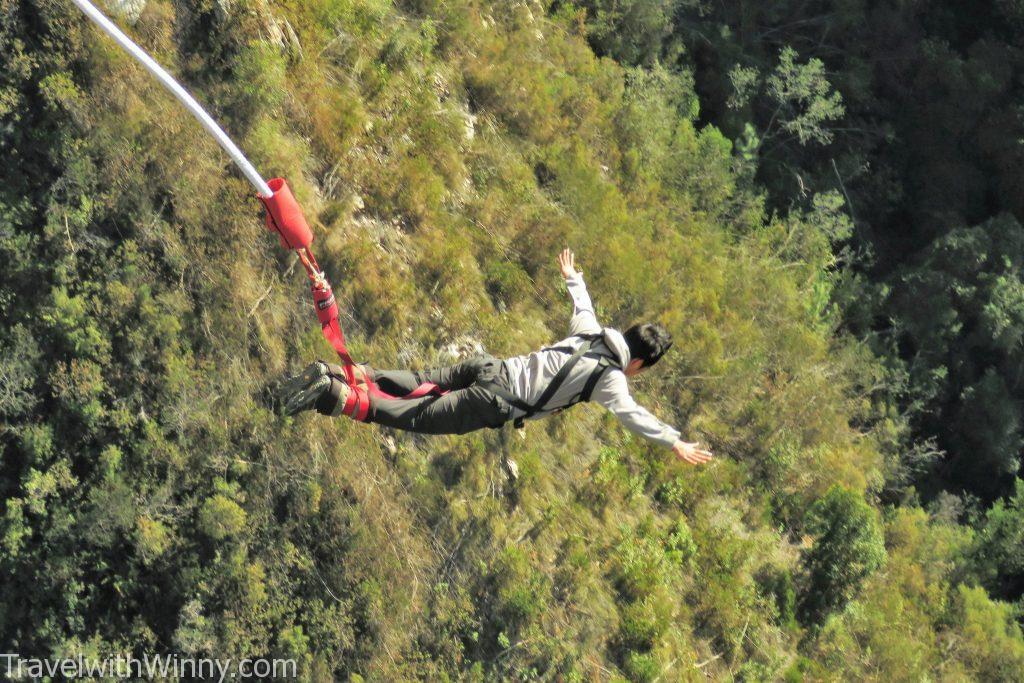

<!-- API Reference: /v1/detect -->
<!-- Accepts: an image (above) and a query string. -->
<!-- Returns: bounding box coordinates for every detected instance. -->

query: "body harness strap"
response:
[484,333,617,429]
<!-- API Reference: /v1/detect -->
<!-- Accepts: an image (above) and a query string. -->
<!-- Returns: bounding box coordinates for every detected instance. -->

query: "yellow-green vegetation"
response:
[1,0,1022,680]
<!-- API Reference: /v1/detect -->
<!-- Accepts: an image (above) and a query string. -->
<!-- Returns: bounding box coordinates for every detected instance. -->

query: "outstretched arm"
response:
[593,371,713,465]
[558,248,601,336]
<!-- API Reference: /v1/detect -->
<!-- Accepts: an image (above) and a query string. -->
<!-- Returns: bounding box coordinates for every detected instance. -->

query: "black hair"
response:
[623,323,673,367]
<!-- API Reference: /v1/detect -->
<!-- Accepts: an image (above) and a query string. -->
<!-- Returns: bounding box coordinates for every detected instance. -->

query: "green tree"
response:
[887,216,1024,502]
[952,584,1024,681]
[971,477,1024,600]
[572,0,683,67]
[798,484,886,625]
[730,47,845,154]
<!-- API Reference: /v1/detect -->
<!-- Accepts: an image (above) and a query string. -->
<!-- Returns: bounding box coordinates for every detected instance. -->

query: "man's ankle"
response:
[315,378,347,415]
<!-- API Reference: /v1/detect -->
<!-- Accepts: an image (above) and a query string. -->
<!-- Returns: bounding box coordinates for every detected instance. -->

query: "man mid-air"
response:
[279,249,713,465]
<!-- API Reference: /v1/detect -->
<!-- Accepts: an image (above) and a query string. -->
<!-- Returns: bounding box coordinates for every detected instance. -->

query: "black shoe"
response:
[283,374,333,416]
[277,361,328,402]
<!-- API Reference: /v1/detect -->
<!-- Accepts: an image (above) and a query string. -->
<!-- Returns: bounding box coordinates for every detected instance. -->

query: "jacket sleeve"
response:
[592,370,680,449]
[565,273,602,336]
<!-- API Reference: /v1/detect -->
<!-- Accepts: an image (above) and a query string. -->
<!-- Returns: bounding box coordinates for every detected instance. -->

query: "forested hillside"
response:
[2,0,1023,679]
[633,0,1024,509]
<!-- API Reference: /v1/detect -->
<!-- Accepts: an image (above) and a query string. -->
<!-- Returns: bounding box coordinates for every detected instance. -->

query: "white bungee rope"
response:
[68,0,274,197]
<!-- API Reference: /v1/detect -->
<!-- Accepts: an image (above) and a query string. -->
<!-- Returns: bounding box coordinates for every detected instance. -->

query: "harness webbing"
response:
[580,355,613,401]
[484,333,618,429]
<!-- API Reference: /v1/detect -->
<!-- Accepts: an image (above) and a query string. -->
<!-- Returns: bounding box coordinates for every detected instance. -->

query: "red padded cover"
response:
[259,178,314,250]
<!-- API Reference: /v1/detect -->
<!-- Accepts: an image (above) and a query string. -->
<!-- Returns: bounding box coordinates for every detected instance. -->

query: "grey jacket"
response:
[501,273,681,448]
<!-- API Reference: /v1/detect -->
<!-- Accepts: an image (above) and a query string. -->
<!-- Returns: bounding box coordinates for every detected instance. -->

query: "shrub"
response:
[798,485,886,625]
[952,584,1024,680]
[198,494,247,541]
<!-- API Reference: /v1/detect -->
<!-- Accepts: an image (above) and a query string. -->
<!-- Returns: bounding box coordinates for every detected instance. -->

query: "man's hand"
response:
[558,248,580,279]
[672,440,713,465]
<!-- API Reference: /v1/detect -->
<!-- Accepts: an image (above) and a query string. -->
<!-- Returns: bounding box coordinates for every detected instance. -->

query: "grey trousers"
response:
[364,355,515,434]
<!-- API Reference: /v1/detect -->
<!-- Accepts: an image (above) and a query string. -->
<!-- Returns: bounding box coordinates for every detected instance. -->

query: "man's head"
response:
[622,323,673,377]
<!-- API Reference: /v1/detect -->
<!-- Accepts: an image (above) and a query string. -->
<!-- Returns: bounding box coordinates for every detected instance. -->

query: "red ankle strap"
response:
[341,384,371,421]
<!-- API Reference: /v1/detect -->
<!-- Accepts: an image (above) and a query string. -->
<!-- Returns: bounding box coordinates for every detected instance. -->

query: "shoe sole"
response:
[284,374,332,416]
[277,361,327,402]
